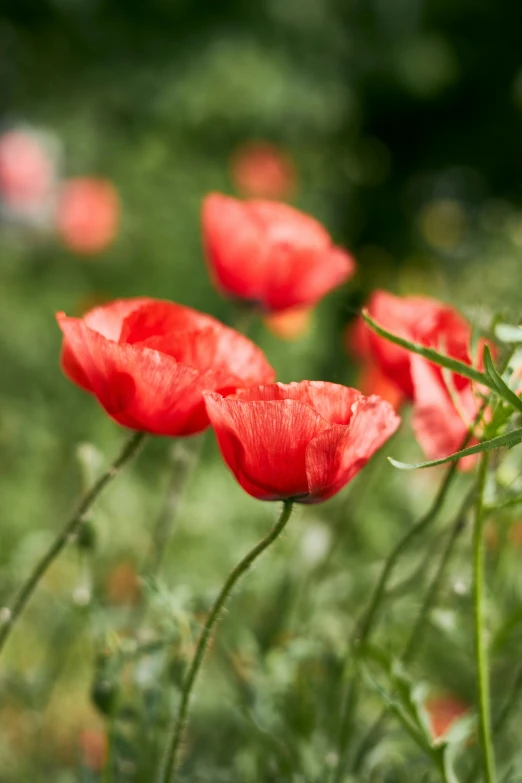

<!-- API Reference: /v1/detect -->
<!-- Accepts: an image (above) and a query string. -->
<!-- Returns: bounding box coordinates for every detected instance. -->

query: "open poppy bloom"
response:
[202,194,355,313]
[356,290,485,464]
[204,381,400,503]
[57,298,275,436]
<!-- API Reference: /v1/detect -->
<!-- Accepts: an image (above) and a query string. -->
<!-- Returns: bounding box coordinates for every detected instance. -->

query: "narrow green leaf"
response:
[388,428,522,470]
[362,310,494,390]
[483,345,522,414]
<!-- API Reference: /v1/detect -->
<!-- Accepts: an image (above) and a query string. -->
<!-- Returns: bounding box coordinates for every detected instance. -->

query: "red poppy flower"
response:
[230,141,296,200]
[355,290,485,464]
[204,381,400,503]
[202,193,355,313]
[345,317,405,411]
[57,298,275,436]
[57,177,120,254]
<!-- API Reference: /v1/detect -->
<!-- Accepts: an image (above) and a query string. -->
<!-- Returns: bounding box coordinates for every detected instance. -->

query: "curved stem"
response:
[474,452,496,783]
[159,500,294,783]
[0,430,145,658]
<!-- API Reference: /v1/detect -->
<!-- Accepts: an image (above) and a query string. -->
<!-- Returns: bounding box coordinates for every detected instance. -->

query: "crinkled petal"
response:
[61,298,151,390]
[305,395,400,502]
[83,298,153,340]
[57,315,207,436]
[204,392,332,500]
[229,381,361,425]
[119,298,275,385]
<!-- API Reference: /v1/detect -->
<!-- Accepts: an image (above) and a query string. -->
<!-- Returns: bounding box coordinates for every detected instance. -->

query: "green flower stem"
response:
[402,485,475,664]
[144,437,203,577]
[351,487,475,776]
[331,460,460,783]
[466,665,522,783]
[158,500,294,783]
[473,452,496,783]
[0,430,145,659]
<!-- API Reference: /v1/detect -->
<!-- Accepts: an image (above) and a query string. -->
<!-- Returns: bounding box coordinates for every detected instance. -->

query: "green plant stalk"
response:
[331,460,460,783]
[158,500,294,783]
[144,437,203,577]
[403,486,474,664]
[473,452,497,783]
[351,489,475,775]
[466,664,522,783]
[0,430,145,659]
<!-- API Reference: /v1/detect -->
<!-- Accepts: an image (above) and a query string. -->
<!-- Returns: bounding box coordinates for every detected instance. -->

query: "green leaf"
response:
[388,428,522,470]
[483,345,522,414]
[362,310,494,390]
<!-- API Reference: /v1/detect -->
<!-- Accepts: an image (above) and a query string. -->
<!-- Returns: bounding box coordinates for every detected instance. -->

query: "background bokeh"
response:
[1,1,522,781]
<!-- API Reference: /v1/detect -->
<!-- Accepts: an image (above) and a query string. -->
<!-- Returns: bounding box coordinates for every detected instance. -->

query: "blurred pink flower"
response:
[0,129,55,211]
[231,141,296,200]
[57,177,120,254]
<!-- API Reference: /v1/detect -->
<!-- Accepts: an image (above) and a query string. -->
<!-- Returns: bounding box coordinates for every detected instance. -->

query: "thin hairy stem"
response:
[0,430,145,659]
[474,452,496,783]
[158,501,294,783]
[144,438,203,577]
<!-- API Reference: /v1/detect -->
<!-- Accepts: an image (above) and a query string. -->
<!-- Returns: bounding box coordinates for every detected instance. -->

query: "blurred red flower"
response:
[345,317,405,411]
[0,129,54,210]
[57,177,120,254]
[202,193,355,313]
[425,695,469,741]
[204,381,399,503]
[57,298,275,436]
[231,141,296,199]
[355,290,486,464]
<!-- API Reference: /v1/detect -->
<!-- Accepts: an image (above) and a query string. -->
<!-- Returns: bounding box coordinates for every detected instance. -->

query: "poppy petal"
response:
[57,315,204,435]
[305,395,400,501]
[204,392,331,500]
[410,354,476,468]
[202,193,266,303]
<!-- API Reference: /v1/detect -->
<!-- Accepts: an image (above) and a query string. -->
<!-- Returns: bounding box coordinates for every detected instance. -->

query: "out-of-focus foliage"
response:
[1,0,522,781]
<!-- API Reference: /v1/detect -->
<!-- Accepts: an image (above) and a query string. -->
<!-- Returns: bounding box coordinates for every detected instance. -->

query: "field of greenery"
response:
[1,1,522,782]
